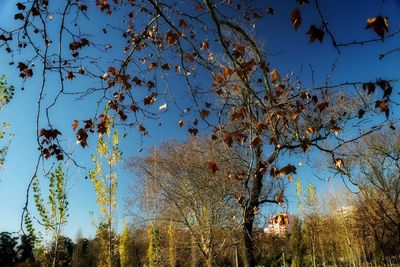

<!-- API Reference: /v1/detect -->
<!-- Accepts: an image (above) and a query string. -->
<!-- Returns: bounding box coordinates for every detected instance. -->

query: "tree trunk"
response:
[242,208,255,267]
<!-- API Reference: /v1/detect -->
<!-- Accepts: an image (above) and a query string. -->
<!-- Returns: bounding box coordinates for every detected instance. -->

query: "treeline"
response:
[2,195,399,267]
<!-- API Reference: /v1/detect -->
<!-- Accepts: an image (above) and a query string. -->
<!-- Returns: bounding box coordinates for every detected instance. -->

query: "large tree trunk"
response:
[241,146,264,267]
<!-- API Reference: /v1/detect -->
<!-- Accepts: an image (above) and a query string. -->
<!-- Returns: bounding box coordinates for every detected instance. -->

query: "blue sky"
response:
[0,0,400,239]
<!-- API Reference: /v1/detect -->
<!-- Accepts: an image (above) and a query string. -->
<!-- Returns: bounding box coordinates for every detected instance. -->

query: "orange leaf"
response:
[72,120,79,131]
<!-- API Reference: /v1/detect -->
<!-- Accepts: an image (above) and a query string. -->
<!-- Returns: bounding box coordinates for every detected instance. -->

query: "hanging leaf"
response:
[72,120,79,131]
[366,16,389,38]
[306,25,324,43]
[290,8,301,31]
[270,69,281,83]
[76,128,88,147]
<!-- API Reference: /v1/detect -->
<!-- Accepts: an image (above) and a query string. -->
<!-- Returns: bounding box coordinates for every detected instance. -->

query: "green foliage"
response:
[0,75,13,172]
[119,221,135,267]
[147,223,161,267]
[32,165,68,231]
[89,119,121,267]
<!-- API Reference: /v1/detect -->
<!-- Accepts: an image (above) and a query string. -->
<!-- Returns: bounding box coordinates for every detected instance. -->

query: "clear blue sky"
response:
[0,0,400,239]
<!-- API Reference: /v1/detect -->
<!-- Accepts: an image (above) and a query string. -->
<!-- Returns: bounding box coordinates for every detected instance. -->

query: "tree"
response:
[0,232,18,266]
[289,219,305,267]
[16,234,35,265]
[89,123,122,267]
[147,223,161,267]
[127,138,243,266]
[336,132,400,264]
[29,165,69,267]
[119,221,136,267]
[2,1,399,265]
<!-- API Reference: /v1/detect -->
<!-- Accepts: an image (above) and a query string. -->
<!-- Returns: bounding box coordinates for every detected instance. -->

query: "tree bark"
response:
[242,208,255,267]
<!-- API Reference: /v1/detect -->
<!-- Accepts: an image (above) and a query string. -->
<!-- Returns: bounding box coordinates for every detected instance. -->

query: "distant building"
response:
[264,213,296,236]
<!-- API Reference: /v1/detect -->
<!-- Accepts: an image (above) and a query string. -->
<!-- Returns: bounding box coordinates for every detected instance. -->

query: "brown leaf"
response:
[306,25,324,43]
[84,119,94,132]
[223,133,233,146]
[76,128,88,148]
[161,63,171,70]
[72,120,79,131]
[276,190,284,203]
[179,19,187,29]
[138,124,148,135]
[266,7,274,15]
[188,128,198,136]
[270,69,281,83]
[200,109,210,120]
[250,135,262,147]
[375,99,389,118]
[207,161,218,173]
[200,40,209,50]
[144,92,157,105]
[316,102,328,112]
[279,164,297,176]
[66,72,75,80]
[290,8,301,31]
[362,82,375,95]
[358,108,365,119]
[16,3,26,10]
[366,16,389,38]
[178,119,184,128]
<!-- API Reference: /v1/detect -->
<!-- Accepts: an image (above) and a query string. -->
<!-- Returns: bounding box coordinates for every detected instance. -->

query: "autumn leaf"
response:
[161,63,171,70]
[358,109,365,119]
[362,82,375,95]
[72,120,79,131]
[316,102,328,112]
[200,40,209,50]
[144,92,157,105]
[253,206,259,215]
[266,7,274,15]
[375,99,389,118]
[223,67,233,79]
[195,5,204,11]
[305,127,315,136]
[207,161,218,173]
[178,119,184,128]
[366,16,389,38]
[306,25,324,43]
[179,19,187,29]
[279,164,297,176]
[66,72,75,80]
[223,133,233,146]
[83,119,94,132]
[290,8,301,31]
[250,135,262,147]
[236,192,244,204]
[270,69,281,83]
[188,128,198,136]
[276,190,284,203]
[16,3,26,10]
[335,158,344,168]
[76,128,88,148]
[138,124,148,135]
